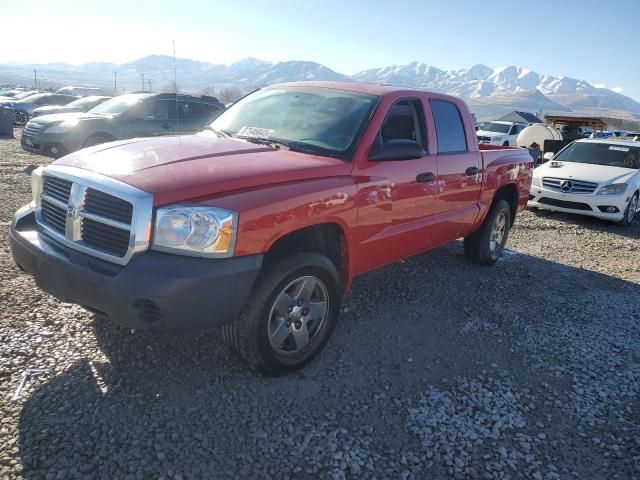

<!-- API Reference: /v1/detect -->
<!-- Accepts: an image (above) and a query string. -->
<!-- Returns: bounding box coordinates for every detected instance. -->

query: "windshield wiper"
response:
[207,127,232,138]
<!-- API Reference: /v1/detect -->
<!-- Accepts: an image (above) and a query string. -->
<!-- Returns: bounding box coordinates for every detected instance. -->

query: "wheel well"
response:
[493,183,518,225]
[84,133,115,147]
[265,224,348,290]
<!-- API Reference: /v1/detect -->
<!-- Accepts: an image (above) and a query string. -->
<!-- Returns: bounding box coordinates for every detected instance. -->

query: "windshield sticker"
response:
[609,146,630,152]
[237,126,274,139]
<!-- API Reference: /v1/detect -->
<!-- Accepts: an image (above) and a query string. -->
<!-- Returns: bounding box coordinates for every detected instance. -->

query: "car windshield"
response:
[66,96,105,108]
[18,93,50,103]
[554,142,640,169]
[13,91,37,99]
[90,94,150,116]
[209,87,379,158]
[480,122,511,134]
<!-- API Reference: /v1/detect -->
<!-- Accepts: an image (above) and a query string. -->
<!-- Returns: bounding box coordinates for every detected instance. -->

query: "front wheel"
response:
[222,252,342,374]
[464,199,512,265]
[14,111,28,126]
[618,192,638,227]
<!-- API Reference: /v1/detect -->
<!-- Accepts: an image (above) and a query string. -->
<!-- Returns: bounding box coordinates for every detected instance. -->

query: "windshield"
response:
[90,94,149,116]
[554,142,640,169]
[66,96,104,108]
[480,122,511,134]
[209,87,378,158]
[13,91,37,99]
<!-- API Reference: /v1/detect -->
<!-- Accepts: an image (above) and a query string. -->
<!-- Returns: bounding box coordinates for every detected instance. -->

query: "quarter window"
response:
[431,100,467,153]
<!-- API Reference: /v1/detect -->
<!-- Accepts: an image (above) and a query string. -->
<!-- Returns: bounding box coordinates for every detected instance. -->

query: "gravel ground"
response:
[1,130,639,479]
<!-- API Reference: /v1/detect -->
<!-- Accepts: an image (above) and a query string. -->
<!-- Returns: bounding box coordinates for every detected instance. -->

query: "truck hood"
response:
[534,161,638,184]
[476,129,505,138]
[54,134,352,206]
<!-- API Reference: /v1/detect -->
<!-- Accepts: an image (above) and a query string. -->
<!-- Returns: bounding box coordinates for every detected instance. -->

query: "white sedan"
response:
[528,139,640,226]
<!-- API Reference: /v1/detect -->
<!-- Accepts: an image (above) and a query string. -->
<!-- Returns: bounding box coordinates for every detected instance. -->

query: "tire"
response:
[222,252,342,375]
[83,133,114,148]
[502,141,509,147]
[14,111,28,126]
[464,199,512,265]
[618,192,638,227]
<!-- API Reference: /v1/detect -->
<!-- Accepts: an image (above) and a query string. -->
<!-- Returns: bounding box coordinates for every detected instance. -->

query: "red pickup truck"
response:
[10,82,533,374]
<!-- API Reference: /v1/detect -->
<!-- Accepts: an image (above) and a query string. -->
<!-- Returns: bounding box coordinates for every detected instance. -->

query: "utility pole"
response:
[33,69,38,90]
[113,71,117,94]
[146,79,153,92]
[140,72,145,91]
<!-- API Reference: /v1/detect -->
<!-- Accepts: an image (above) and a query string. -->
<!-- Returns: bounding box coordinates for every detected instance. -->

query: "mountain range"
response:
[1,55,638,121]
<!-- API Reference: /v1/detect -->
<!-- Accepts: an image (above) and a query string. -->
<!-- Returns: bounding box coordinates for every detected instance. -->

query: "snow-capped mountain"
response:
[0,56,638,120]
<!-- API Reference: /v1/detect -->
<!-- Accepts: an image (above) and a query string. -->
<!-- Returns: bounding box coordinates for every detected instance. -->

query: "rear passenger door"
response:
[430,99,482,240]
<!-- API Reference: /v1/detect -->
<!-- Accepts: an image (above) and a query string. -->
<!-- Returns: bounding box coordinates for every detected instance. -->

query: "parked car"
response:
[476,121,525,146]
[56,86,105,97]
[5,93,77,126]
[31,95,112,118]
[10,82,533,374]
[529,139,640,225]
[21,92,225,158]
[0,90,38,102]
[589,130,615,139]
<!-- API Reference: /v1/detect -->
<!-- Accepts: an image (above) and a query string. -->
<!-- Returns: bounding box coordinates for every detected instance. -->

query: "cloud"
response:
[611,87,623,93]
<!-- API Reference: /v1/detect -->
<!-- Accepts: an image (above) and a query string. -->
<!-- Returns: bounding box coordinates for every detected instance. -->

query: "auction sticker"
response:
[237,126,274,139]
[609,146,630,152]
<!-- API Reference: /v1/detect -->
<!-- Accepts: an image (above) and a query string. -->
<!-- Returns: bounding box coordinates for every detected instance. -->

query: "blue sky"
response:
[2,0,639,100]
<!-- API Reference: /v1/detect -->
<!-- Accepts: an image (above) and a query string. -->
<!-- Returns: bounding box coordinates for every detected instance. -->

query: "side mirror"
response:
[369,139,425,161]
[543,152,555,161]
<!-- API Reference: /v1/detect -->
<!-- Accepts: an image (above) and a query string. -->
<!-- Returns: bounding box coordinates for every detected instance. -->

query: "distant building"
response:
[498,111,543,124]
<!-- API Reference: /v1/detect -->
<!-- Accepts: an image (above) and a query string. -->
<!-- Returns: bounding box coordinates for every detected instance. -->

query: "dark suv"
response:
[21,93,225,158]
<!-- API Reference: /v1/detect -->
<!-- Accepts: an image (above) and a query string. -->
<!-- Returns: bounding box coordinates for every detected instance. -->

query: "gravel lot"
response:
[1,130,639,480]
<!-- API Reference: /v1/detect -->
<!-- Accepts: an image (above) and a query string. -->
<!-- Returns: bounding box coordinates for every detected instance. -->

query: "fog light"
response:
[606,206,617,213]
[50,146,58,155]
[597,206,619,213]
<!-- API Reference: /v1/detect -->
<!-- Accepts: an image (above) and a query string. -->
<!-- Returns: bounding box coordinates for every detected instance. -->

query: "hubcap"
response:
[489,212,507,253]
[268,276,329,355]
[628,196,638,223]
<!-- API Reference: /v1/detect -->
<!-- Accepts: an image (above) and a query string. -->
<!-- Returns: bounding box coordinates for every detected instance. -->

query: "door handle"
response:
[465,166,480,176]
[416,172,434,183]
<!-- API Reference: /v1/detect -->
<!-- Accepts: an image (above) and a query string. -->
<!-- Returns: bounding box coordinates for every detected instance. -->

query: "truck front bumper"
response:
[10,210,263,331]
[528,184,630,221]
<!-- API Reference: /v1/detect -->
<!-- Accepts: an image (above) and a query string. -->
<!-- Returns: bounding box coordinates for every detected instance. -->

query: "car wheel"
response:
[502,140,510,146]
[618,192,638,227]
[83,134,114,148]
[222,252,342,375]
[13,111,28,126]
[464,199,512,265]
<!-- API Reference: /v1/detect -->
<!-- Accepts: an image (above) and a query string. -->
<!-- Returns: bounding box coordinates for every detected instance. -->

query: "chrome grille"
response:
[23,122,44,137]
[40,199,66,234]
[35,166,153,265]
[542,177,598,194]
[42,176,72,203]
[85,188,133,224]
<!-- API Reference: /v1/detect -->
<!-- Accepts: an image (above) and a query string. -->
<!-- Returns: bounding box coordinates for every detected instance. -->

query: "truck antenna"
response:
[173,40,179,132]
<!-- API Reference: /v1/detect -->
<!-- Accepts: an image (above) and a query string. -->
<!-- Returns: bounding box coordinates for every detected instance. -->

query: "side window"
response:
[177,101,219,122]
[377,99,426,147]
[135,100,169,120]
[430,99,467,153]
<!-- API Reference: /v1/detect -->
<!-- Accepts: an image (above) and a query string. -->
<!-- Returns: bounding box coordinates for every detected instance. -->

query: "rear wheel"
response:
[83,133,114,148]
[464,199,512,265]
[618,192,638,227]
[13,111,28,126]
[222,252,342,374]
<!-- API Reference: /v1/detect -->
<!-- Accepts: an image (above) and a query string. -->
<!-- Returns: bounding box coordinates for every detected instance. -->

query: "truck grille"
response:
[35,168,153,265]
[542,177,598,194]
[23,122,44,137]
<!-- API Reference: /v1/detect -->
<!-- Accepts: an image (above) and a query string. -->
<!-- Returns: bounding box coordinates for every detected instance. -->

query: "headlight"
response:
[152,206,237,257]
[532,175,541,187]
[597,183,628,195]
[44,125,68,134]
[31,166,44,206]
